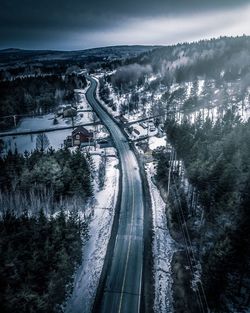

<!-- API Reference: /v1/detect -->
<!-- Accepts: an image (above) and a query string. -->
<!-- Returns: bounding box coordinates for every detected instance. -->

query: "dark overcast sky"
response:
[1,0,250,50]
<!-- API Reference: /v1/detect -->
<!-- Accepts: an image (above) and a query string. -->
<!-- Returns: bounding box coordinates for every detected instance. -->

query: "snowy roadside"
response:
[145,162,176,313]
[95,74,176,311]
[64,155,119,313]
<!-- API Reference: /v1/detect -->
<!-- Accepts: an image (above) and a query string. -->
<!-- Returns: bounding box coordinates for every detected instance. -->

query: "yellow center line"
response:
[117,152,135,313]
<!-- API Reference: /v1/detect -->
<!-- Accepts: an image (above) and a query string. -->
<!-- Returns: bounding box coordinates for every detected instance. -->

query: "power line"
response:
[168,147,210,313]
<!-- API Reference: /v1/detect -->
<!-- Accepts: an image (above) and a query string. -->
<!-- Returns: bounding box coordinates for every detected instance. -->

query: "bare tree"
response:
[36,133,50,152]
[98,153,107,189]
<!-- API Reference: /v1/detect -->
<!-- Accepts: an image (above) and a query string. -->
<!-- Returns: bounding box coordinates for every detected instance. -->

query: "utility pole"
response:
[88,137,91,152]
[94,130,97,151]
[167,148,174,199]
[13,115,17,128]
[71,115,75,129]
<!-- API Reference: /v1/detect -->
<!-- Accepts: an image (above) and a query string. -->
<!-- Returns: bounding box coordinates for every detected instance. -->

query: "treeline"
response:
[0,148,92,312]
[149,36,250,83]
[98,77,117,112]
[0,148,92,209]
[159,112,250,311]
[157,36,250,81]
[0,74,87,130]
[0,63,83,79]
[107,35,250,93]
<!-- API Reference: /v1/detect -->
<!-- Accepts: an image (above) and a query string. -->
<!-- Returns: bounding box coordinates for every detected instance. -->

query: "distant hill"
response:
[0,45,161,68]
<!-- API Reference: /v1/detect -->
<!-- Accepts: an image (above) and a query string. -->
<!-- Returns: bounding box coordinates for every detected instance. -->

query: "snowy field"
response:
[1,87,107,154]
[3,128,72,153]
[148,136,166,151]
[3,123,110,154]
[146,162,176,313]
[65,155,119,313]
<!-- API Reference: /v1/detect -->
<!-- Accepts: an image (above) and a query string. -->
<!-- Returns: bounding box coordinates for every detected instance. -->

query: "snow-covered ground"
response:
[131,123,158,138]
[3,125,110,155]
[17,113,65,131]
[86,146,117,158]
[146,162,176,313]
[2,108,94,136]
[75,89,92,111]
[65,155,119,313]
[3,128,71,153]
[148,136,166,150]
[100,70,250,130]
[1,88,103,154]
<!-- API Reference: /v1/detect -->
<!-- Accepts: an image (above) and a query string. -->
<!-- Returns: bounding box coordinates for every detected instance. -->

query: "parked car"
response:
[139,121,147,129]
[133,128,140,135]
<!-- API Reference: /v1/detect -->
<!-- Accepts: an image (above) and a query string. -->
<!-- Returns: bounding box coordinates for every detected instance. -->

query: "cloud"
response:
[0,0,249,49]
[90,4,250,46]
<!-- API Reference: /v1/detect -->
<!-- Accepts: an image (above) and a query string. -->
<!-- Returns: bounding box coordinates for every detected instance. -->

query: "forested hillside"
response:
[98,36,250,312]
[0,148,92,313]
[0,209,88,313]
[1,36,250,313]
[100,36,250,122]
[0,73,87,130]
[157,114,250,312]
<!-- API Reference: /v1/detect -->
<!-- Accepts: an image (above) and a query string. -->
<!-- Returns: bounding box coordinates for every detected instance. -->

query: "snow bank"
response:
[75,89,92,111]
[146,162,176,313]
[65,156,119,313]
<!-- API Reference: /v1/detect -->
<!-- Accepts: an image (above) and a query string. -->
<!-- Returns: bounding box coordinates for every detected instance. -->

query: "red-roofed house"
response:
[64,126,93,147]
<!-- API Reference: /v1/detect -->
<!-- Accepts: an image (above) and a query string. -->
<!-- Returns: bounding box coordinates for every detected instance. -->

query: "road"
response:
[86,77,144,313]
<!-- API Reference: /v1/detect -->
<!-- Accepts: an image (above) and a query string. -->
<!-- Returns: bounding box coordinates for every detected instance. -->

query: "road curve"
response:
[86,77,144,313]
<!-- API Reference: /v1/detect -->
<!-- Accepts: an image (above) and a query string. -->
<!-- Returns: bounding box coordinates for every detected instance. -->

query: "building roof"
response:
[64,106,76,111]
[72,126,93,137]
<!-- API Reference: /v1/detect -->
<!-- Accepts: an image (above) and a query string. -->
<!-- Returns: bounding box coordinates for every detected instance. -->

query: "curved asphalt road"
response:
[86,77,144,313]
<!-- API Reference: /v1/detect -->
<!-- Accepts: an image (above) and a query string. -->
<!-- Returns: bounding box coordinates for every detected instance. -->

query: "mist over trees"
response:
[111,63,152,90]
[99,35,250,312]
[105,36,250,98]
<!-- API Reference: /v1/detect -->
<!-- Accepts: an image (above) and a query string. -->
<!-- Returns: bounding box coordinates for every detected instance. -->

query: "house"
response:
[64,126,94,147]
[72,126,93,146]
